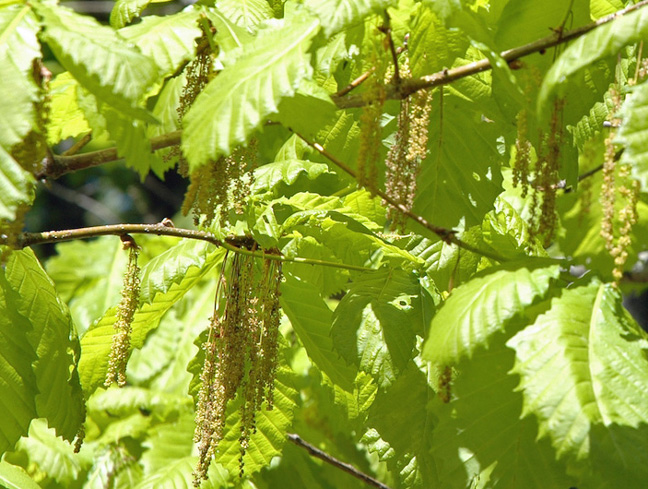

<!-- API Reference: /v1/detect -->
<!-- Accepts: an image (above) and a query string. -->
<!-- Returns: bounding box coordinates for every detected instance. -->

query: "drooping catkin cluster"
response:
[600,88,640,283]
[181,142,257,227]
[527,99,564,246]
[357,39,388,193]
[105,238,141,387]
[169,33,216,176]
[384,59,432,231]
[512,109,532,197]
[193,254,283,486]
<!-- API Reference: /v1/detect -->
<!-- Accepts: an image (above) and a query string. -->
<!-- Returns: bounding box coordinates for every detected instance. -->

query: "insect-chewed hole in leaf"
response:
[193,253,283,486]
[384,56,432,231]
[104,236,141,388]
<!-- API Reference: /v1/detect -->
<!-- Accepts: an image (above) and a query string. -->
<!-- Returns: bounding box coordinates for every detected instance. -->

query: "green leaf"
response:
[0,145,34,222]
[252,159,340,198]
[617,80,648,190]
[409,5,469,78]
[110,0,153,28]
[331,268,433,388]
[538,5,648,116]
[119,11,202,78]
[5,249,84,442]
[282,210,416,269]
[430,333,576,489]
[304,0,396,37]
[138,414,229,489]
[0,461,40,489]
[495,1,589,51]
[398,226,483,292]
[590,0,624,19]
[272,80,339,140]
[0,270,38,454]
[0,4,41,151]
[46,237,128,336]
[363,365,437,487]
[557,169,648,281]
[414,91,503,229]
[47,72,91,145]
[103,106,163,179]
[35,2,159,122]
[128,282,216,393]
[14,419,82,486]
[507,282,648,486]
[181,13,320,169]
[203,7,255,52]
[79,241,224,395]
[215,0,274,32]
[281,274,356,390]
[423,261,562,367]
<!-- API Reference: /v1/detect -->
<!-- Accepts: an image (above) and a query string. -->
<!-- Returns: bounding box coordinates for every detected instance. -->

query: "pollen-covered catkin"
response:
[384,89,432,230]
[357,39,388,193]
[193,254,283,486]
[182,143,256,227]
[512,109,531,197]
[105,238,141,387]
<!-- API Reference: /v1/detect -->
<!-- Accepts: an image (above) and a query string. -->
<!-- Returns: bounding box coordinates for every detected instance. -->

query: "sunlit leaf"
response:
[182,13,319,169]
[5,249,84,442]
[304,0,396,37]
[538,5,648,116]
[35,2,159,122]
[423,261,561,366]
[0,4,41,151]
[508,282,648,486]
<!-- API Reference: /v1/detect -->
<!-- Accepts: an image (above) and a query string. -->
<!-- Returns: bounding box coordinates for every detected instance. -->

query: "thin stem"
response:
[5,223,374,273]
[334,68,375,97]
[287,433,394,489]
[37,130,182,180]
[36,2,648,180]
[334,0,648,108]
[62,132,93,157]
[296,133,509,262]
[379,11,400,85]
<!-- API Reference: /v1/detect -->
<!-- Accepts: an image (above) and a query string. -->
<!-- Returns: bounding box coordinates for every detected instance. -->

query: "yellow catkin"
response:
[598,86,640,284]
[384,56,432,231]
[513,109,532,197]
[105,239,141,387]
[357,39,387,193]
[193,254,282,486]
[175,38,214,177]
[600,134,617,254]
[529,99,563,246]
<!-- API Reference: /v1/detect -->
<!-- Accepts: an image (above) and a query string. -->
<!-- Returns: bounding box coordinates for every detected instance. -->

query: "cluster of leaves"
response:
[1,0,648,488]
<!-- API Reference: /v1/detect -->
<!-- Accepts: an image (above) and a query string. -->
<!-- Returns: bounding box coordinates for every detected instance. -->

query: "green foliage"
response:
[617,80,648,189]
[0,4,41,150]
[2,0,648,488]
[35,2,159,122]
[538,5,648,115]
[423,261,562,366]
[182,12,320,169]
[508,282,648,485]
[0,146,34,222]
[304,0,396,37]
